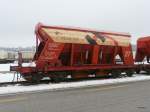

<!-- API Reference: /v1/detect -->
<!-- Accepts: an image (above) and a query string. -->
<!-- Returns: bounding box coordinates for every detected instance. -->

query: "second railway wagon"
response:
[135,36,150,74]
[10,23,134,82]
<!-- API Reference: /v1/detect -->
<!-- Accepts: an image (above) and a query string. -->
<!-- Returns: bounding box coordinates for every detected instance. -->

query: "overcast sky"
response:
[0,0,150,47]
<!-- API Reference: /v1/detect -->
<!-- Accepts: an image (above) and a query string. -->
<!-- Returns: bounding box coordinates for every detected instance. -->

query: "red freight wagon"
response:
[135,36,150,74]
[10,23,135,82]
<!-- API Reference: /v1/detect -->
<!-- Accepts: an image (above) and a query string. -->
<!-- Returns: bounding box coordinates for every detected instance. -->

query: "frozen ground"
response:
[0,63,150,95]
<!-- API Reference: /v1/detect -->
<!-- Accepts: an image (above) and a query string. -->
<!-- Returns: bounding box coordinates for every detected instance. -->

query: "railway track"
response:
[0,72,148,87]
[0,75,112,87]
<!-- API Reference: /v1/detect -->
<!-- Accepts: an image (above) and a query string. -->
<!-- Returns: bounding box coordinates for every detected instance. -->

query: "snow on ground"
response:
[0,63,33,82]
[0,74,150,95]
[0,73,24,83]
[0,73,15,82]
[0,63,16,82]
[0,63,11,71]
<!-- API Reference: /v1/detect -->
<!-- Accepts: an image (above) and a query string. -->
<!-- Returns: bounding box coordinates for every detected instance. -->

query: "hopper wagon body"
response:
[10,23,135,82]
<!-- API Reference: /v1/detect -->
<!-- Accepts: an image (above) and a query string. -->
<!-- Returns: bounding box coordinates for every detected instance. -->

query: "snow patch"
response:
[0,64,11,71]
[0,63,33,83]
[0,73,24,83]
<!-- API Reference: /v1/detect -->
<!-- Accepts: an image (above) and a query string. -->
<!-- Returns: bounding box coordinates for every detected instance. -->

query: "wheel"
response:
[22,74,32,82]
[50,71,67,83]
[22,73,43,83]
[111,70,122,78]
[135,69,141,74]
[50,77,61,83]
[146,69,150,75]
[126,70,134,77]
